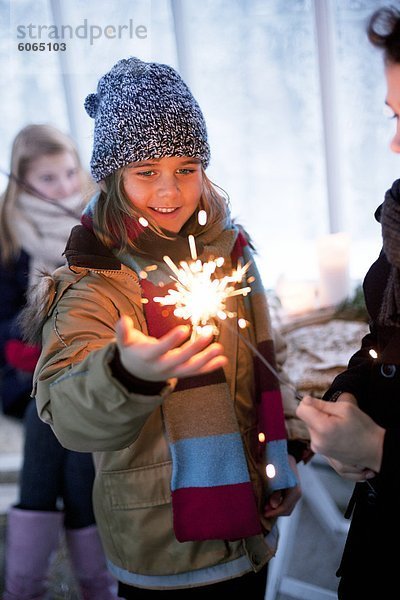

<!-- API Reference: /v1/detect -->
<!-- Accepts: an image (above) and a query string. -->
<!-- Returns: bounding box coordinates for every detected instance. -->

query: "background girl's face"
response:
[385,62,400,154]
[24,151,81,200]
[122,156,203,233]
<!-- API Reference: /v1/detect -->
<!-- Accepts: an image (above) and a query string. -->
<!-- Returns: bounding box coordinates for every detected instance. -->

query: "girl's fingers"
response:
[115,315,135,346]
[150,325,192,356]
[116,316,226,378]
[117,316,215,362]
[171,343,227,377]
[160,332,216,367]
[116,317,191,354]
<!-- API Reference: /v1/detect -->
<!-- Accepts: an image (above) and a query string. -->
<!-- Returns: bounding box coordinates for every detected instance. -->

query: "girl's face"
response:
[385,62,400,154]
[24,151,81,200]
[122,156,203,233]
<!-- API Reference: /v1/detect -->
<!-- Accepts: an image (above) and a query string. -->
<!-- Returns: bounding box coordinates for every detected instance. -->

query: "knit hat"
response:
[84,57,211,181]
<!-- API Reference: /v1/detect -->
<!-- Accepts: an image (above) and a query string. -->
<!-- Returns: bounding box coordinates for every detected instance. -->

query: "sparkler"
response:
[151,230,302,401]
[153,234,252,340]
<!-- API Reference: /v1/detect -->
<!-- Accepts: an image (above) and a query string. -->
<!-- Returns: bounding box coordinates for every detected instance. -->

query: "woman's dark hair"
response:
[367,6,400,64]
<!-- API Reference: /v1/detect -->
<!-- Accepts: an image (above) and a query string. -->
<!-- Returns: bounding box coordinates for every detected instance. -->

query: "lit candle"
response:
[276,278,317,316]
[316,232,350,308]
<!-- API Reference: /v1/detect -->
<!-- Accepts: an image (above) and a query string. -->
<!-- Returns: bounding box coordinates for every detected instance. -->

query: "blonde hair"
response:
[92,167,231,253]
[0,123,93,264]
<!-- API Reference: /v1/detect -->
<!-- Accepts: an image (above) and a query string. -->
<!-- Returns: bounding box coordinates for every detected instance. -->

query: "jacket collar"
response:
[64,225,121,270]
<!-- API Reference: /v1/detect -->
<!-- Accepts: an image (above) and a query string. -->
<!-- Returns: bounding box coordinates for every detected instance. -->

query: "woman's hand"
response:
[115,315,227,381]
[296,395,385,474]
[323,457,376,481]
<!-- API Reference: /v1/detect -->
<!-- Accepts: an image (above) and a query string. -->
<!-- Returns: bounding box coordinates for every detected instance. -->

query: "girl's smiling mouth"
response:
[151,207,180,214]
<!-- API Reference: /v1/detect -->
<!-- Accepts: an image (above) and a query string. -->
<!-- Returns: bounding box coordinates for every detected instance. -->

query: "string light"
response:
[266,464,276,479]
[198,210,207,226]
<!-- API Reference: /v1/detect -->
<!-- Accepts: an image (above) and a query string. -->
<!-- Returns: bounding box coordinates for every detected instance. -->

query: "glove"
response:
[4,339,41,373]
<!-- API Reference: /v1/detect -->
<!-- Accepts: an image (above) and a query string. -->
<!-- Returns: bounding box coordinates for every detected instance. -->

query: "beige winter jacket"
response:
[30,226,309,587]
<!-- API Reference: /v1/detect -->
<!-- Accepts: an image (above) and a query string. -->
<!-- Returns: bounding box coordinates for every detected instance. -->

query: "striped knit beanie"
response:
[84,57,210,182]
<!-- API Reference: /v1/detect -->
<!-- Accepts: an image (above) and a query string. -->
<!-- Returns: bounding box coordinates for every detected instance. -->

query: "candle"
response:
[276,278,317,316]
[317,232,350,308]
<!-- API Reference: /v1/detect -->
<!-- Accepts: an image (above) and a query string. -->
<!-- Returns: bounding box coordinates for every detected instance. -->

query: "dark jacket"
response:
[324,201,400,594]
[0,250,32,417]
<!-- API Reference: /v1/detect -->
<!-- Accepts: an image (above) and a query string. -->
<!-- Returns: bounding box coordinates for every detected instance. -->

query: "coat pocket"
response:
[101,460,172,509]
[95,460,237,575]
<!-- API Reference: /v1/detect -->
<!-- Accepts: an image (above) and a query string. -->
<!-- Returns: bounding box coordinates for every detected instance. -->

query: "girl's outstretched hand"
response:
[115,315,228,381]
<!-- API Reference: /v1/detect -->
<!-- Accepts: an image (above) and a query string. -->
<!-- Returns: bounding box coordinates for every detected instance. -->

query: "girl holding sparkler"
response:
[297,6,400,599]
[0,124,118,599]
[25,57,311,598]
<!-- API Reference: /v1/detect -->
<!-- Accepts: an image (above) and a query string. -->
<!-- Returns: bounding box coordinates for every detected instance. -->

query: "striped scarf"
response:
[82,201,297,541]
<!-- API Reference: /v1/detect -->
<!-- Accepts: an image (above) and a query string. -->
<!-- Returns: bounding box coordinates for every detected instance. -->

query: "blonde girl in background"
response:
[0,124,117,599]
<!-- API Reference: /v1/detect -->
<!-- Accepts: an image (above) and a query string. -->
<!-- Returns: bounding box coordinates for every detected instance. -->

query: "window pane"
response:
[1,0,67,188]
[335,0,398,277]
[173,0,326,287]
[2,0,397,290]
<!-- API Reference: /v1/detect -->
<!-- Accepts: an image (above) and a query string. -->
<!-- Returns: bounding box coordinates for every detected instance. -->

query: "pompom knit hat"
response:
[84,56,211,182]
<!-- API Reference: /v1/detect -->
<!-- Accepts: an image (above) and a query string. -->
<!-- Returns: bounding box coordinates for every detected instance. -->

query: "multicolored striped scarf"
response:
[82,199,297,542]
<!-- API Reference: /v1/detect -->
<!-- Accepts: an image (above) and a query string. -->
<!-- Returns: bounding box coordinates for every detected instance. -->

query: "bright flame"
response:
[369,349,378,359]
[258,432,266,443]
[153,237,252,339]
[266,464,276,479]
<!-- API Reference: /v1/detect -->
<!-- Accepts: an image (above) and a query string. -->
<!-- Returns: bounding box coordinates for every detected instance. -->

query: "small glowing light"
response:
[141,298,149,304]
[258,432,265,443]
[145,265,158,272]
[266,464,276,479]
[238,318,247,329]
[188,234,197,260]
[138,216,149,227]
[369,349,378,359]
[198,210,207,226]
[139,271,148,279]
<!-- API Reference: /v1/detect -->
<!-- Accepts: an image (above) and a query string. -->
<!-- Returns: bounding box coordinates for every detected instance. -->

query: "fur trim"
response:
[18,271,56,345]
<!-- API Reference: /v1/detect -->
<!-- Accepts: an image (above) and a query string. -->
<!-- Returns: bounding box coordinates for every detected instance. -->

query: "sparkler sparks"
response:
[150,231,302,401]
[153,235,251,340]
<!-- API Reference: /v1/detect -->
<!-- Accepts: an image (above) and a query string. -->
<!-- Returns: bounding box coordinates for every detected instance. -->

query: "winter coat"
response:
[30,224,310,588]
[324,203,400,595]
